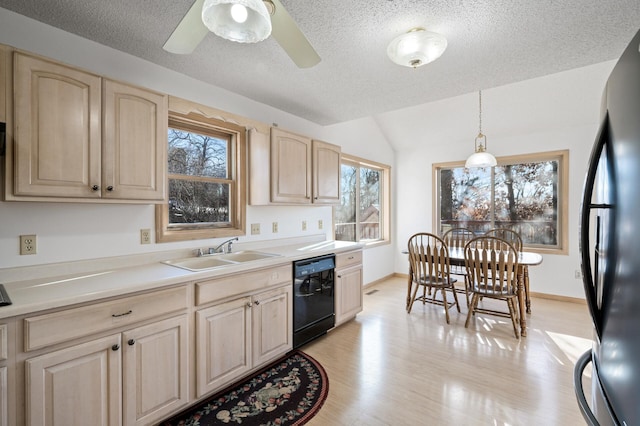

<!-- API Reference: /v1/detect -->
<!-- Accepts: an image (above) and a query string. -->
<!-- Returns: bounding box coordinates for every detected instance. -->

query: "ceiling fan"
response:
[163,0,321,68]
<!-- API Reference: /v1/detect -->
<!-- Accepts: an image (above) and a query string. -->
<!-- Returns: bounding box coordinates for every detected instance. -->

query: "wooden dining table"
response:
[405,247,543,337]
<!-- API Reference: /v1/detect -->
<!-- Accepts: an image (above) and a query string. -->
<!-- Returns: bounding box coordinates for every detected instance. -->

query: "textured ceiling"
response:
[0,0,639,125]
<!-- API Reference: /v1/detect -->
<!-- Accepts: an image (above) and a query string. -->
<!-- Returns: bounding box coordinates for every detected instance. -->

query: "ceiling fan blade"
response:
[268,0,321,68]
[163,0,209,54]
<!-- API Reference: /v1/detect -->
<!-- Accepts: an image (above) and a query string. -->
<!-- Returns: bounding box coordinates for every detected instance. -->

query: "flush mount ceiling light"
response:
[387,28,447,68]
[465,90,498,168]
[201,0,272,43]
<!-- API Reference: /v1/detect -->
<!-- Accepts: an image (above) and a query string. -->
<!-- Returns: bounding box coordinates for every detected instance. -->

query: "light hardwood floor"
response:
[303,276,592,425]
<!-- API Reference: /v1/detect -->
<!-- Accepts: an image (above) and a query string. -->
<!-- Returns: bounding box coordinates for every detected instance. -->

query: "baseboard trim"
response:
[390,273,586,304]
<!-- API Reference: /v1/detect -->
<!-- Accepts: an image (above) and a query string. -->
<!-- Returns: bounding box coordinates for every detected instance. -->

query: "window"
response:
[156,110,246,242]
[334,155,390,245]
[433,150,568,254]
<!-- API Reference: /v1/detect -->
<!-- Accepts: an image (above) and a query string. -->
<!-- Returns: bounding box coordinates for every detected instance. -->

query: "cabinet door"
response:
[196,297,251,397]
[252,284,293,366]
[312,140,341,204]
[13,53,102,198]
[25,334,122,426]
[0,366,6,426]
[102,80,167,201]
[335,265,363,326]
[122,315,188,426]
[270,127,311,204]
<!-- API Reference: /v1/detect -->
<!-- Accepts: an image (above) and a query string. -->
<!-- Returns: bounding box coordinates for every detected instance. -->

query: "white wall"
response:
[0,9,396,284]
[0,8,621,298]
[377,61,615,299]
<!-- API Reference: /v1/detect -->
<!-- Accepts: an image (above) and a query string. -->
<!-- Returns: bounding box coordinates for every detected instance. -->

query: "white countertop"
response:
[0,238,362,319]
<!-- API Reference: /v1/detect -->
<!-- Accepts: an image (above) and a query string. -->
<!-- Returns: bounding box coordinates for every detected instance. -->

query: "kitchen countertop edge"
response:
[0,240,362,319]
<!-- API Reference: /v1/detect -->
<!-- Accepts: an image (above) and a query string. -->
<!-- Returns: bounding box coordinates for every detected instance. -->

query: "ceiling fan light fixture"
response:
[202,0,272,43]
[387,28,447,68]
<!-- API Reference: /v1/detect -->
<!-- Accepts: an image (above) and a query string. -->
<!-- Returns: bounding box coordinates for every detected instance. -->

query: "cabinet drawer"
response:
[335,250,362,269]
[196,264,291,306]
[24,286,188,351]
[0,324,6,361]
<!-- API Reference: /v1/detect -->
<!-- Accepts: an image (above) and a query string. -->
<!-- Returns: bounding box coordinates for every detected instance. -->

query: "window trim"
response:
[334,154,391,248]
[432,150,568,255]
[155,109,247,243]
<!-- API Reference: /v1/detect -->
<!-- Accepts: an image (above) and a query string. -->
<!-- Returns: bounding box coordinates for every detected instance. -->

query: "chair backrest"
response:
[464,236,519,295]
[407,233,452,283]
[484,228,523,253]
[442,228,476,254]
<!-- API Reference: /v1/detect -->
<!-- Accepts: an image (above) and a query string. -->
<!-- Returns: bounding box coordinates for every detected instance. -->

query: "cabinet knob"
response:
[106,186,114,191]
[111,344,120,351]
[128,339,135,346]
[246,302,253,307]
[254,300,260,305]
[91,185,100,191]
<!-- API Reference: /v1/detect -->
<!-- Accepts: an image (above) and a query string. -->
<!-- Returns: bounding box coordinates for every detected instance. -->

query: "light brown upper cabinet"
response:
[5,51,167,203]
[249,127,341,205]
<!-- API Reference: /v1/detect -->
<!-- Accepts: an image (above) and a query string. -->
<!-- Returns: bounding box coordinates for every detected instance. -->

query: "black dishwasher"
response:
[293,254,335,348]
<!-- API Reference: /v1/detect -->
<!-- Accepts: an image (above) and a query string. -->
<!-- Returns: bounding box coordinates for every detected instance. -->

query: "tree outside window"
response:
[435,150,568,253]
[335,157,390,245]
[156,110,246,243]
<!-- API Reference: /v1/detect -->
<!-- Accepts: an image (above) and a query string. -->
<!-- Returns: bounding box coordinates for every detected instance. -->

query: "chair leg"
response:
[407,282,421,314]
[507,298,520,338]
[465,293,480,328]
[450,285,461,313]
[441,287,450,324]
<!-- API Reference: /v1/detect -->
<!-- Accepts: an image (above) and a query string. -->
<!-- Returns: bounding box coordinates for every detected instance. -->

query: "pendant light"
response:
[465,90,497,168]
[202,0,272,43]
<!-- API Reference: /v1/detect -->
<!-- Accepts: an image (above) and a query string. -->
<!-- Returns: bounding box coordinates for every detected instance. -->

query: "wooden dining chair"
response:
[442,227,476,306]
[464,235,520,338]
[407,232,460,323]
[485,228,531,313]
[484,228,523,252]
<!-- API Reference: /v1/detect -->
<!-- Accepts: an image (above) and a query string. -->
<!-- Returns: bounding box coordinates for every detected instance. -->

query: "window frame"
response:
[155,110,246,243]
[432,150,569,255]
[334,154,391,248]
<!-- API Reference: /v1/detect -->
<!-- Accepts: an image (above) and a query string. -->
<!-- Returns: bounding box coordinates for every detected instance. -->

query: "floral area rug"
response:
[160,351,328,426]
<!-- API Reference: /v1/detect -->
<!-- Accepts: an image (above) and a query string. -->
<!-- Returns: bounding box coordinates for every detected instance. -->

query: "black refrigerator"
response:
[574,28,640,425]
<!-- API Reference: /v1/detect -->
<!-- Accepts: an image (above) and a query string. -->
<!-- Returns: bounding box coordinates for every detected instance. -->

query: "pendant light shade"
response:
[387,28,447,68]
[202,0,272,43]
[465,90,497,168]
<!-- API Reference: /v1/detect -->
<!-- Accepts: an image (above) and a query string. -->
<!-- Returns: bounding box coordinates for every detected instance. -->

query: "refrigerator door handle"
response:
[580,113,611,336]
[574,350,600,426]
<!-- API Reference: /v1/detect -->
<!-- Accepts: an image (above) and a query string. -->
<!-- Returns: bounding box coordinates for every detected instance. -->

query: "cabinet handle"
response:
[112,310,132,318]
[246,302,253,307]
[106,186,114,191]
[91,185,99,191]
[255,300,260,305]
[111,344,120,351]
[128,339,135,346]
[337,275,342,278]
[348,256,354,260]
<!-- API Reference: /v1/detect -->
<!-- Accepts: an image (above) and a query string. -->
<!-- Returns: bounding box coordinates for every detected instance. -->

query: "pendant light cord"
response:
[478,90,482,135]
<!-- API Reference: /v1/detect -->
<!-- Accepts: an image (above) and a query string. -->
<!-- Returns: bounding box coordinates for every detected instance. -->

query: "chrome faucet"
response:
[209,237,239,255]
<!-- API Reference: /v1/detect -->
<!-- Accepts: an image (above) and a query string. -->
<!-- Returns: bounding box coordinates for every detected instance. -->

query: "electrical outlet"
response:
[20,234,37,255]
[302,220,307,231]
[575,269,582,279]
[318,220,323,230]
[251,223,260,235]
[272,222,278,233]
[140,229,151,245]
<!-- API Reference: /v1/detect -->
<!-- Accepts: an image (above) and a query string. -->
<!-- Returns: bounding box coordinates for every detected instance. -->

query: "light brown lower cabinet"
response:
[25,314,189,426]
[335,250,364,326]
[195,283,293,398]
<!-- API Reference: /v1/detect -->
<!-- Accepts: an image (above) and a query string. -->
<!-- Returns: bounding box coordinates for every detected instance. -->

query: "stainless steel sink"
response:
[162,250,281,272]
